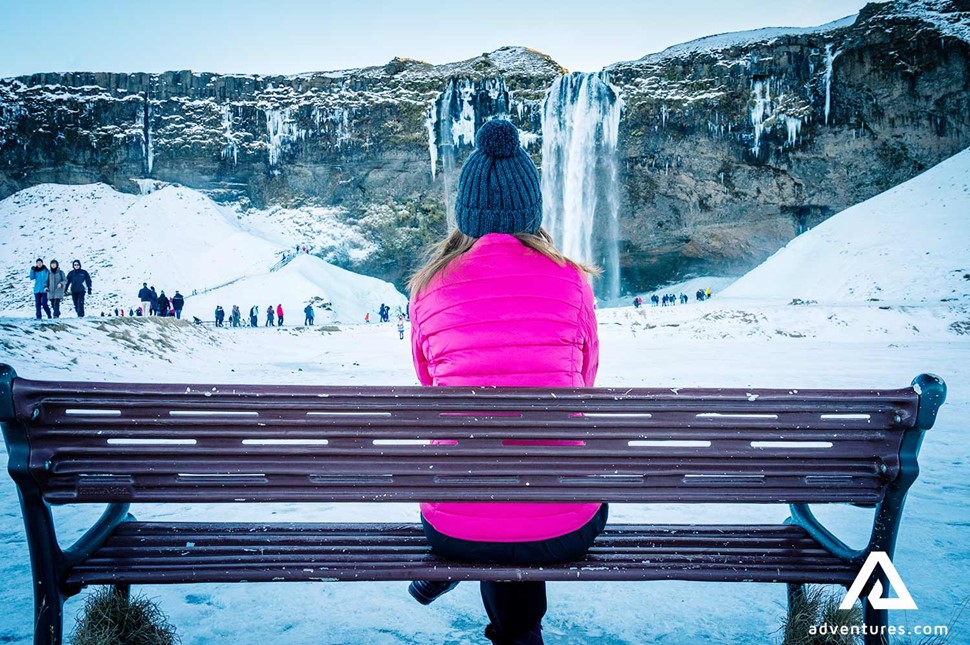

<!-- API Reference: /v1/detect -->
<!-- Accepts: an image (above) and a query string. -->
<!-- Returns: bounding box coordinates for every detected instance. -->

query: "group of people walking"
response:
[29,258,92,319]
[631,287,714,309]
[210,303,314,328]
[137,283,185,318]
[195,303,320,328]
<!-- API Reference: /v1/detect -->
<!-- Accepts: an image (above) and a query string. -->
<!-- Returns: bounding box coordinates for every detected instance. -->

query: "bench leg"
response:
[33,584,65,645]
[863,602,888,645]
[785,583,805,611]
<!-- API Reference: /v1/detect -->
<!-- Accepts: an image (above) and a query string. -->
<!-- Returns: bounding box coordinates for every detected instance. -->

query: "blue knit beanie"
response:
[454,119,542,237]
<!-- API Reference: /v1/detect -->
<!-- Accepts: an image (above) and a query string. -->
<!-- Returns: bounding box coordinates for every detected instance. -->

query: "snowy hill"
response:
[0,183,406,322]
[722,147,970,304]
[187,255,406,325]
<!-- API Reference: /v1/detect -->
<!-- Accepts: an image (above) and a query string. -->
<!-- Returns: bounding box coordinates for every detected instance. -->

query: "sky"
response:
[1,0,877,77]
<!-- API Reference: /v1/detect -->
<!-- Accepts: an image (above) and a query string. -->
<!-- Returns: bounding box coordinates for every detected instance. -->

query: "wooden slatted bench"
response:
[0,363,946,645]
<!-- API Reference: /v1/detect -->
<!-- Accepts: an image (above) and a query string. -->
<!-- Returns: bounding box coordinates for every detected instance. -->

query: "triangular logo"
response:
[840,551,917,611]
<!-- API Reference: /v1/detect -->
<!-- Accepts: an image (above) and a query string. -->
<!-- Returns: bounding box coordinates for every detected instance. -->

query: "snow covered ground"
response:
[0,183,402,324]
[0,150,968,643]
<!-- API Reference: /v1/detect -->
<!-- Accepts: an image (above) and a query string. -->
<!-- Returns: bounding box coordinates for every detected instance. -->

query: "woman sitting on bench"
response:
[407,119,606,645]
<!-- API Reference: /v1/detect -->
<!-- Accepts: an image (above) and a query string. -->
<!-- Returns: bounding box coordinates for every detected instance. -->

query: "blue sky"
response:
[1,0,875,76]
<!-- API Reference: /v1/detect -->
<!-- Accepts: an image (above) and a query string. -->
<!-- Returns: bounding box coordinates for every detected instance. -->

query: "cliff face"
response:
[1,1,968,292]
[609,0,970,287]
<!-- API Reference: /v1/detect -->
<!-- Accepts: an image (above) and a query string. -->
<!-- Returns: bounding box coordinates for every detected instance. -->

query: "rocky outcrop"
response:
[609,0,970,288]
[1,1,968,292]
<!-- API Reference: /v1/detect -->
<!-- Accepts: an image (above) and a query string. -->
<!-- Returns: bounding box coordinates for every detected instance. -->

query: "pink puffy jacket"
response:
[410,233,601,542]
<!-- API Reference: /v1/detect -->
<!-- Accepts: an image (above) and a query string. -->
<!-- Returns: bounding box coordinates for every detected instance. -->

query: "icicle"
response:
[265,108,301,166]
[750,79,771,153]
[784,115,802,147]
[136,93,153,175]
[451,80,476,147]
[425,102,438,181]
[222,103,237,165]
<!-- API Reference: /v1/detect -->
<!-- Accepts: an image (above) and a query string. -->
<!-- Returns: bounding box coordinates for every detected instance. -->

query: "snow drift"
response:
[723,147,970,304]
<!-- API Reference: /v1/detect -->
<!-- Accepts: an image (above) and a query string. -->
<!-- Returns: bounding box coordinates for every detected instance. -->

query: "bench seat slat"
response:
[65,523,859,587]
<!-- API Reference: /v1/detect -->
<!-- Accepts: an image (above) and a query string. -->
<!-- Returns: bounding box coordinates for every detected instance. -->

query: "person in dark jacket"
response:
[150,286,159,315]
[64,260,92,318]
[46,260,67,318]
[29,258,52,319]
[304,304,314,326]
[138,283,152,315]
[157,291,170,317]
[249,305,259,327]
[172,291,185,319]
[265,305,275,327]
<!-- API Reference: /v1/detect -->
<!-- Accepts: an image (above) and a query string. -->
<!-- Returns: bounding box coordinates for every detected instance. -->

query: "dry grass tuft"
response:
[72,588,180,645]
[782,586,861,645]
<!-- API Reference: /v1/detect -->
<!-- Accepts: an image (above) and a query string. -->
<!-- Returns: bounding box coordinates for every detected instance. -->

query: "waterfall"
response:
[824,44,842,125]
[540,72,623,302]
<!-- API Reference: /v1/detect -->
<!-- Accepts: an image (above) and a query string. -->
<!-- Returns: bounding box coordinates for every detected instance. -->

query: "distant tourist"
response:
[231,305,241,327]
[265,305,275,327]
[249,304,259,327]
[364,312,370,324]
[150,286,159,315]
[215,305,225,327]
[304,304,314,326]
[276,304,284,326]
[65,259,92,318]
[46,260,66,319]
[138,283,153,315]
[157,291,170,317]
[397,315,405,340]
[172,291,185,319]
[29,258,52,319]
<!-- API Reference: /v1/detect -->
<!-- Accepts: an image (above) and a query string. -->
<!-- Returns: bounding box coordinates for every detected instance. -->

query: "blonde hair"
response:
[408,228,599,296]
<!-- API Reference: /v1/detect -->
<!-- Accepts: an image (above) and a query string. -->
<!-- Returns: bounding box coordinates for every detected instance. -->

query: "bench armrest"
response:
[788,374,947,565]
[62,503,132,568]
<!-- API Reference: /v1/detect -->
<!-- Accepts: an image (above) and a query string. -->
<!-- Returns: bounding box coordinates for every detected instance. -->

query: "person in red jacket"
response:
[407,120,604,645]
[276,303,284,326]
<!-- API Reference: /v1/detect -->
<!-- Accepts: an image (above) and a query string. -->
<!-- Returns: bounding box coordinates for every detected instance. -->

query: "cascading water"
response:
[540,72,623,302]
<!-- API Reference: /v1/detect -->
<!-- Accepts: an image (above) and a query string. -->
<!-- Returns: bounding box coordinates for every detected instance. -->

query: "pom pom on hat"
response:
[476,119,520,158]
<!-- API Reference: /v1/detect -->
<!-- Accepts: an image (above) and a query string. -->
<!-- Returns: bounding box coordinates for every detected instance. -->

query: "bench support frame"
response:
[0,364,947,645]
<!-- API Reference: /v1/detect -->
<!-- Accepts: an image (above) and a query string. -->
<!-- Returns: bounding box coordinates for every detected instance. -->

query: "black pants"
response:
[421,505,608,643]
[51,298,61,318]
[34,292,51,319]
[71,291,85,317]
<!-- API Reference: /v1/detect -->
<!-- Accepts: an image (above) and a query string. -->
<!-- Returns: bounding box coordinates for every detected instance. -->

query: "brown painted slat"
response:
[64,522,858,586]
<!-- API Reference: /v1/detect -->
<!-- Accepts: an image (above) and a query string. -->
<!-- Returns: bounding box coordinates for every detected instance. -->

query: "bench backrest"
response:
[0,367,930,506]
